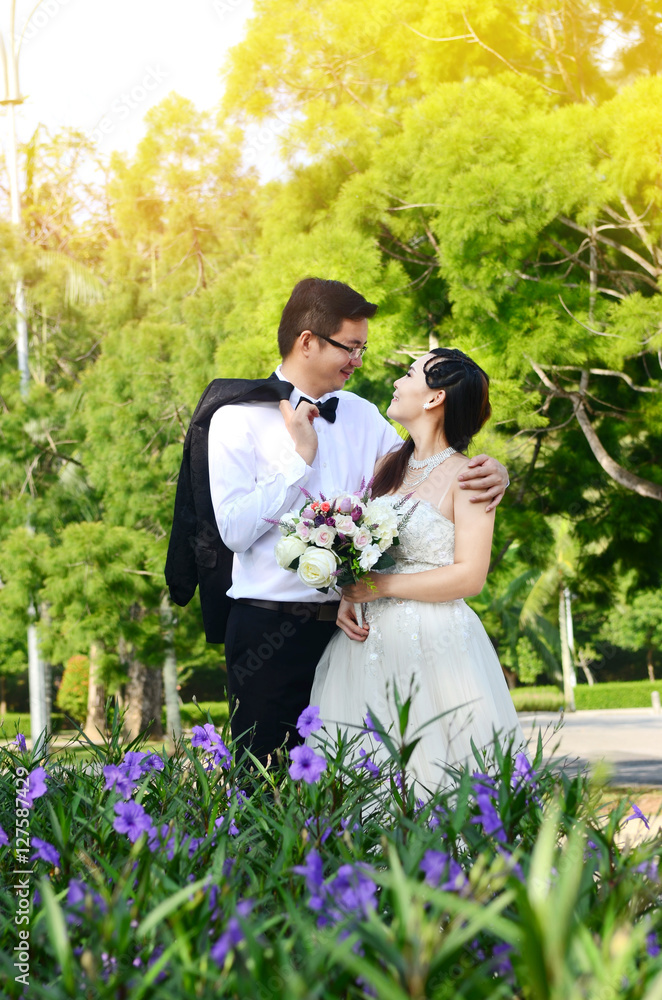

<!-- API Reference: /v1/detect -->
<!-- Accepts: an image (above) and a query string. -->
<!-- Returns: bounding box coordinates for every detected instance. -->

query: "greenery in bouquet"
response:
[271,482,418,593]
[0,692,660,999]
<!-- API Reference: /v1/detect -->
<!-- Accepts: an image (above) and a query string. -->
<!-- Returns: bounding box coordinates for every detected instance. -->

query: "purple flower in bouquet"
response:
[18,767,49,808]
[296,705,322,738]
[0,825,9,847]
[338,497,353,513]
[351,506,363,522]
[113,800,153,842]
[30,837,60,866]
[289,745,327,784]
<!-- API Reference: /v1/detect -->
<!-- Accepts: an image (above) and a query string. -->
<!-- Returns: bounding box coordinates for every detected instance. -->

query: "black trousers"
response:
[224,602,338,766]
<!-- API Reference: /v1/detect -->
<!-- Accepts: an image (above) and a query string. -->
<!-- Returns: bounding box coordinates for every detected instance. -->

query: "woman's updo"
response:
[370,347,491,498]
[423,348,491,452]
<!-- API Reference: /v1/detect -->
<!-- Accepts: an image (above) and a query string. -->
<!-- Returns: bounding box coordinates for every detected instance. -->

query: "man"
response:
[173,277,508,764]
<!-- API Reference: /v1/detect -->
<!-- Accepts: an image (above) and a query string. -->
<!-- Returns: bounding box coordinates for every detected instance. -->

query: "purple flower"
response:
[338,498,353,514]
[141,753,165,773]
[103,764,142,799]
[647,932,661,958]
[355,748,380,778]
[113,800,153,842]
[363,712,383,743]
[147,823,177,859]
[30,836,60,866]
[210,900,253,966]
[636,859,659,880]
[222,857,236,878]
[471,780,506,844]
[296,705,323,738]
[420,850,466,891]
[0,825,9,847]
[351,506,363,522]
[626,802,650,830]
[491,942,513,976]
[191,724,232,767]
[512,752,536,786]
[293,849,324,890]
[13,733,27,753]
[329,864,377,917]
[17,767,49,808]
[325,517,336,527]
[313,514,326,527]
[304,816,332,844]
[215,816,239,837]
[289,745,327,784]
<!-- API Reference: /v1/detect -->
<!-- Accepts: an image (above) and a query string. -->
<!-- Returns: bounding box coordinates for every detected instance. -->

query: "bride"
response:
[308,347,527,789]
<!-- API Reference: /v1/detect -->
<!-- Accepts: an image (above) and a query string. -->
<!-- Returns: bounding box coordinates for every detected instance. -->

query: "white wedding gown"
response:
[309,495,527,791]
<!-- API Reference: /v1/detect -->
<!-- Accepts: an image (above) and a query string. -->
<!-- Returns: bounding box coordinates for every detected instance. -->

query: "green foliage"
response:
[0,693,660,998]
[55,655,89,724]
[574,680,662,711]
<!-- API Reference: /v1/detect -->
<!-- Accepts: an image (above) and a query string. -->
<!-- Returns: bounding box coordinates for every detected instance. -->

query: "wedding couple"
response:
[166,278,525,786]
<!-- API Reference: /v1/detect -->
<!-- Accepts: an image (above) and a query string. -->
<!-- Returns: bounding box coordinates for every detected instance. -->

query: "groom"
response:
[166,277,508,765]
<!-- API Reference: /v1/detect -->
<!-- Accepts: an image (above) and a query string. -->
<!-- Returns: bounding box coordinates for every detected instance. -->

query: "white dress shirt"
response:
[208,366,402,604]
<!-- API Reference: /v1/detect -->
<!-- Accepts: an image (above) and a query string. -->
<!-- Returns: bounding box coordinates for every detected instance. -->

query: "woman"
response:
[308,348,526,789]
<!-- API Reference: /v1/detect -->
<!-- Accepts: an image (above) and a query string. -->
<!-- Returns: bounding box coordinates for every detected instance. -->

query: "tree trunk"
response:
[84,641,107,741]
[0,674,6,718]
[559,587,576,711]
[161,594,182,745]
[647,649,656,683]
[580,663,595,686]
[124,656,164,741]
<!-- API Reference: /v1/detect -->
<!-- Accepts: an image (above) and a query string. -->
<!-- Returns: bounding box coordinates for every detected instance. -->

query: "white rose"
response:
[297,547,339,589]
[377,529,396,552]
[353,527,372,550]
[364,501,397,533]
[358,544,382,572]
[310,525,336,549]
[295,521,313,541]
[333,514,356,537]
[275,535,308,569]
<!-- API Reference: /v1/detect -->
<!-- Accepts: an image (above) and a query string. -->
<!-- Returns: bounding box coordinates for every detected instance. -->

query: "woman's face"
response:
[386,353,438,425]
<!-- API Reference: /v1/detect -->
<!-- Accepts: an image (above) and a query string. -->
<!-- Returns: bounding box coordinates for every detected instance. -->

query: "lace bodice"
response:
[384,495,455,573]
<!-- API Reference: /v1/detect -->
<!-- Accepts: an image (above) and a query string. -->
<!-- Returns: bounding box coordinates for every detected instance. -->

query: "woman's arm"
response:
[342,481,495,604]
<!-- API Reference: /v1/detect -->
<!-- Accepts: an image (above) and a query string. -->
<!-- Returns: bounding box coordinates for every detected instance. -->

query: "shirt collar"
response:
[275,364,339,407]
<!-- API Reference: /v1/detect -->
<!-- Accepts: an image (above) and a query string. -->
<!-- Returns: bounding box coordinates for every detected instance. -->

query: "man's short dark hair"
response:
[277,278,378,358]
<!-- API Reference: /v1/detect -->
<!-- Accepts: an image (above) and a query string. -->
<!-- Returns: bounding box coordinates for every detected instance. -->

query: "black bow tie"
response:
[296,395,339,424]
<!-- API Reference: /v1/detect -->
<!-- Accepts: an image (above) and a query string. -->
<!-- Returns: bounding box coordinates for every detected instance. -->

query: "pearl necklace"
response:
[404,445,457,488]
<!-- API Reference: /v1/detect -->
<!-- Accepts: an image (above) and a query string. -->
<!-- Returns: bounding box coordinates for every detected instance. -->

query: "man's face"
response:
[305,317,368,392]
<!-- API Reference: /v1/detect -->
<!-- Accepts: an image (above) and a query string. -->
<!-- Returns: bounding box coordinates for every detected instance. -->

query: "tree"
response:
[602,588,662,682]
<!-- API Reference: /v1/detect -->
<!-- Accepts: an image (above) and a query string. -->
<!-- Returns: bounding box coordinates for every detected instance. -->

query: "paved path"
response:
[519,708,662,787]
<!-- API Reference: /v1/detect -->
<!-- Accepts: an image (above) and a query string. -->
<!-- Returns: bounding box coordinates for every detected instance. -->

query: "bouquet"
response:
[270,480,416,625]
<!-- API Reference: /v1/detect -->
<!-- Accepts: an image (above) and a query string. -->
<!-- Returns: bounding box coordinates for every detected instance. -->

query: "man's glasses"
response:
[309,330,367,360]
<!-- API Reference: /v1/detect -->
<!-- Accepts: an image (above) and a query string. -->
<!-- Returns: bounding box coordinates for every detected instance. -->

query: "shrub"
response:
[574,680,662,710]
[0,695,660,998]
[55,655,89,724]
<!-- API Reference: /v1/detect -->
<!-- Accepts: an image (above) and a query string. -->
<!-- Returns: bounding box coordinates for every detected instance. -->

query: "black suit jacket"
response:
[164,373,294,643]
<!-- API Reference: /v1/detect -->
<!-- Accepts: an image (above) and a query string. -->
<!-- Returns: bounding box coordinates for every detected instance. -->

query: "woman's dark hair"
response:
[277,278,378,358]
[371,348,492,498]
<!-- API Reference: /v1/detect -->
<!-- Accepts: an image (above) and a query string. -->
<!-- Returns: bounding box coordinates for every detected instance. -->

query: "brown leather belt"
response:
[235,598,338,621]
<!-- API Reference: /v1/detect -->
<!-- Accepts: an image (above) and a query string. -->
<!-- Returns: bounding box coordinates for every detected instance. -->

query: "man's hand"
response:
[336,595,370,642]
[457,455,509,513]
[279,399,319,465]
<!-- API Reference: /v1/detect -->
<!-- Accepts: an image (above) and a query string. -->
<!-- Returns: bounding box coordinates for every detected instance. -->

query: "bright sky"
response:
[5,0,257,157]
